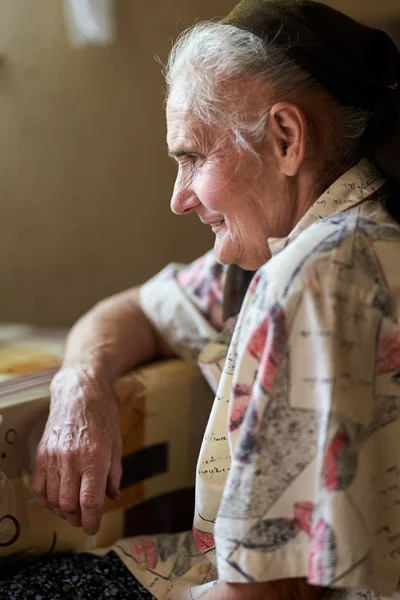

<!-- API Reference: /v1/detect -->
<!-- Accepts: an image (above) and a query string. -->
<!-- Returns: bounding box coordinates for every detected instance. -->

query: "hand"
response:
[32,365,122,535]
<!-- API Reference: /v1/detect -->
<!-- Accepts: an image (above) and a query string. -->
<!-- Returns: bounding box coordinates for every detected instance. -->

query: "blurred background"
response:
[0,0,399,327]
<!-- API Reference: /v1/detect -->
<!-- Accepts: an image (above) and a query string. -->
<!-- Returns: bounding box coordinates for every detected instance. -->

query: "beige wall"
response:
[0,0,399,327]
[0,0,233,327]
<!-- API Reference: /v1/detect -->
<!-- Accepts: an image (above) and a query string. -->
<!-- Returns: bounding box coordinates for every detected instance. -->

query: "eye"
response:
[170,151,204,171]
[183,153,197,163]
[186,154,203,170]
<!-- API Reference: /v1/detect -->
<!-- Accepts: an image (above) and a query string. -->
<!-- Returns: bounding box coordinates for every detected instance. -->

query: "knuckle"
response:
[86,442,106,457]
[35,447,48,465]
[80,494,103,514]
[47,490,59,503]
[59,440,85,462]
[60,499,79,515]
[47,490,60,505]
[61,447,78,462]
[83,448,107,467]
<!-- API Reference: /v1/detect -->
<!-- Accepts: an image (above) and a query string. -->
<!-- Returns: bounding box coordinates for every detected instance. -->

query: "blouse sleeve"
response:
[139,250,228,364]
[214,262,400,598]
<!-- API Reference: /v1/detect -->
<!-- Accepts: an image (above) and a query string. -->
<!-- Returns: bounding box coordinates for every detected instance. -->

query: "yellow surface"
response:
[0,346,61,376]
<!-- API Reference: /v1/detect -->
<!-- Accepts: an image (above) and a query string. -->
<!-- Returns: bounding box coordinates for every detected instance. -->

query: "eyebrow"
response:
[168,147,198,158]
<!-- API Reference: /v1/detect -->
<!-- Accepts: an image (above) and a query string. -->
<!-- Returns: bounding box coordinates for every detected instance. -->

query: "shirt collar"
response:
[267,159,387,257]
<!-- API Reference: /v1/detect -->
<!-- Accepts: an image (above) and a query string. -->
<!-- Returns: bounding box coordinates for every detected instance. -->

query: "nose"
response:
[170,174,201,215]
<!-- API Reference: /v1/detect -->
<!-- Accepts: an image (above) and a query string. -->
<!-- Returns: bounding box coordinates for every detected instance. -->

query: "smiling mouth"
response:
[209,220,224,228]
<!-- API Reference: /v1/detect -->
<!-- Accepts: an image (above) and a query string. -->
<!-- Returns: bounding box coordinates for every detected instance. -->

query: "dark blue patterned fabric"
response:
[0,551,155,600]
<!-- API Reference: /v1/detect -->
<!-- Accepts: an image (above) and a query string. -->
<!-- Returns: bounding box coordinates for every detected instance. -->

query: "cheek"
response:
[194,165,236,213]
[222,201,264,251]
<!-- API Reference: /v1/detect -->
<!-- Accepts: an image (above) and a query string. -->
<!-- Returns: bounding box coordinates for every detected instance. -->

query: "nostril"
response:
[171,192,200,215]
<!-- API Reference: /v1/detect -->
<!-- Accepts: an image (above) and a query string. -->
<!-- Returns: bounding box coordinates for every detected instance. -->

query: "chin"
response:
[214,232,267,270]
[213,241,247,269]
[213,238,236,266]
[214,241,267,271]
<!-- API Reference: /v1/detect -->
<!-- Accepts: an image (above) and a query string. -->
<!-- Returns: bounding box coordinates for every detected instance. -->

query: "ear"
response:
[268,102,308,176]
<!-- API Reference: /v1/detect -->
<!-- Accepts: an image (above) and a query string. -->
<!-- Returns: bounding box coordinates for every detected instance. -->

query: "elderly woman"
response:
[3,1,400,599]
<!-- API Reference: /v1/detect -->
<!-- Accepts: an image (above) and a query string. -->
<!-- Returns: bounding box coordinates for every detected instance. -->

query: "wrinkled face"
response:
[166,83,289,270]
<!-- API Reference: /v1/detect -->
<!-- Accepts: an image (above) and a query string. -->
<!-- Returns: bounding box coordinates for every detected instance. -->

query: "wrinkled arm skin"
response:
[32,287,175,535]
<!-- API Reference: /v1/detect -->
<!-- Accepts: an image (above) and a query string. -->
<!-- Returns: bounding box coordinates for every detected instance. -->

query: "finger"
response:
[80,469,107,536]
[46,455,65,520]
[106,468,121,501]
[32,450,49,508]
[46,457,61,509]
[106,445,122,501]
[59,463,82,528]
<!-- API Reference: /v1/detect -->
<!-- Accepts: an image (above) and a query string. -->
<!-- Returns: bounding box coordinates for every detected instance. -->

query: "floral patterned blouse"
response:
[111,159,400,600]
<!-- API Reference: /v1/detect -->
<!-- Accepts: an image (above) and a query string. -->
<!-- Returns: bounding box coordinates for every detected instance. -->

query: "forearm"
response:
[63,286,176,383]
[202,580,324,600]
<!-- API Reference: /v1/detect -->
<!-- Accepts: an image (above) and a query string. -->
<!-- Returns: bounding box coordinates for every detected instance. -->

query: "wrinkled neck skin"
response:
[239,151,339,269]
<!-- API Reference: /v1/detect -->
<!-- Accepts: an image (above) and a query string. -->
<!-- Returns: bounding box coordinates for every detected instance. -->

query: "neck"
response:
[283,172,319,235]
[288,163,345,232]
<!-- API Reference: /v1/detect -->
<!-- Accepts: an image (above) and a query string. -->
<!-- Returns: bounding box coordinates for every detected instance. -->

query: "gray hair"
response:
[165,22,370,169]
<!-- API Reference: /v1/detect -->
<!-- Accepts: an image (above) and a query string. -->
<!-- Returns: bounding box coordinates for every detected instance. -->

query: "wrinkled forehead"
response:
[166,73,277,151]
[166,83,199,146]
[166,78,193,117]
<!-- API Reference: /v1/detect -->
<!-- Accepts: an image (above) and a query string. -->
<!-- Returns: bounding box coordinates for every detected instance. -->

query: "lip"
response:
[211,220,225,231]
[202,219,225,227]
